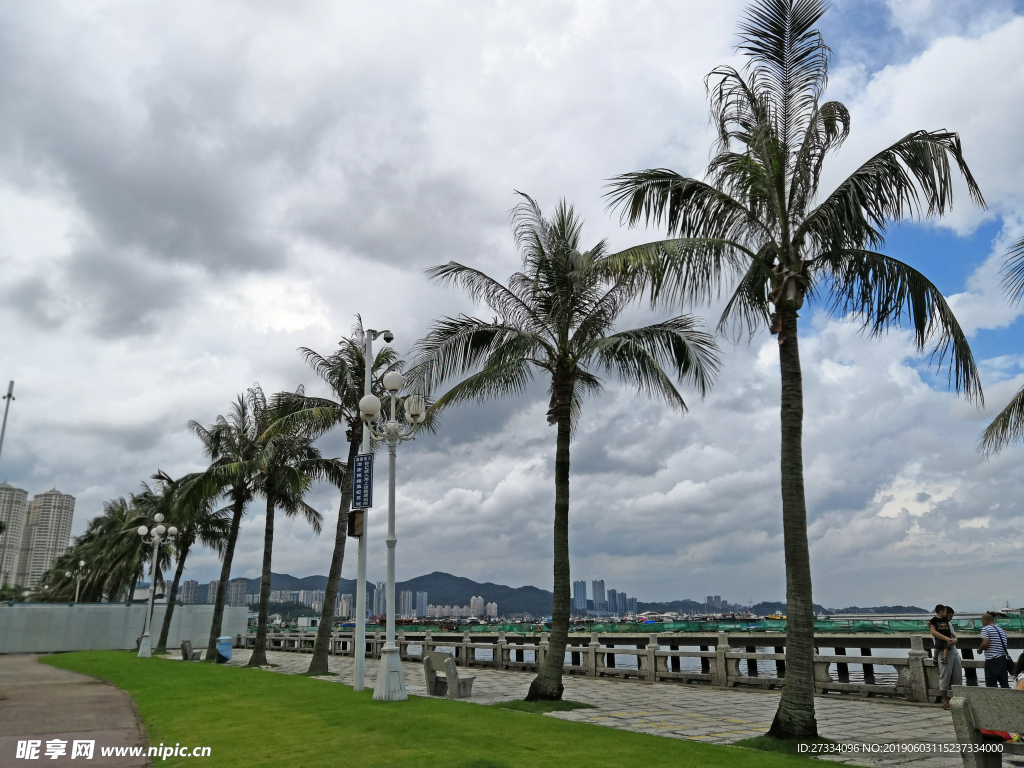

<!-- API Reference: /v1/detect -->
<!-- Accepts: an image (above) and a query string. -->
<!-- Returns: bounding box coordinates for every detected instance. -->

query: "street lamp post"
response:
[136,513,176,658]
[359,370,426,701]
[353,327,393,692]
[66,560,87,603]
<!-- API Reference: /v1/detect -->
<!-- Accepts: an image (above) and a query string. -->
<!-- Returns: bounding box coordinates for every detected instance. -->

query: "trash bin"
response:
[216,636,232,664]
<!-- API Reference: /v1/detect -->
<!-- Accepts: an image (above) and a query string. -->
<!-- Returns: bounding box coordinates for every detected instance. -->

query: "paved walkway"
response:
[0,655,149,767]
[215,648,1017,768]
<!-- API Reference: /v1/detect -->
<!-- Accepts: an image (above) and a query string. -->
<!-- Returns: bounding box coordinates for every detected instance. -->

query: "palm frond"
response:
[736,0,830,153]
[605,237,755,308]
[815,249,983,402]
[426,261,545,335]
[589,317,721,406]
[789,100,851,214]
[980,383,1024,456]
[1000,235,1024,305]
[605,169,765,243]
[432,359,536,412]
[718,254,774,339]
[411,317,547,393]
[800,130,986,252]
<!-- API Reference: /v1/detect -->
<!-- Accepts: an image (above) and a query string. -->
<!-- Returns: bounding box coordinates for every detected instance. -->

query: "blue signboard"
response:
[353,453,373,509]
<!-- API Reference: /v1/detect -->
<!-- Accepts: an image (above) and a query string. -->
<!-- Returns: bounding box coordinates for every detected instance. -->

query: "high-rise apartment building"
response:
[206,580,220,603]
[229,579,248,608]
[627,597,638,615]
[572,580,587,612]
[616,591,627,615]
[180,580,199,605]
[415,591,428,618]
[469,596,485,617]
[606,588,618,613]
[485,602,498,618]
[0,482,28,586]
[338,593,354,618]
[372,581,386,617]
[591,580,605,611]
[14,489,75,589]
[399,590,414,618]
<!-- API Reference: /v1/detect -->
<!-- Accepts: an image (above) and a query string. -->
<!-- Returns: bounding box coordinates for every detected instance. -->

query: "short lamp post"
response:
[137,513,176,658]
[64,559,87,603]
[358,370,427,701]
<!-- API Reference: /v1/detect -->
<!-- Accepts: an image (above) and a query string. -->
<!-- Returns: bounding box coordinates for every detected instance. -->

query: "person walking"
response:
[979,613,1012,688]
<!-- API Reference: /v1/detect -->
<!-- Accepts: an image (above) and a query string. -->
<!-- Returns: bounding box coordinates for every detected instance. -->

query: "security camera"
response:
[382,330,394,343]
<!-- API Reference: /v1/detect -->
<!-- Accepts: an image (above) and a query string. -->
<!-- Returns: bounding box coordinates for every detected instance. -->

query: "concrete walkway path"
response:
[0,655,149,767]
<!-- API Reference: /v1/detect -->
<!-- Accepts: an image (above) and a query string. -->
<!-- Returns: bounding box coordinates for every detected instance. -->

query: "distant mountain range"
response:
[234,572,925,617]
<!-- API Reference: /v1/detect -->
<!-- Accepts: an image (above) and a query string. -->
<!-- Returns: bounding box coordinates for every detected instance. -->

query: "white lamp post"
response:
[66,560,87,603]
[136,513,177,658]
[359,370,427,701]
[354,327,393,692]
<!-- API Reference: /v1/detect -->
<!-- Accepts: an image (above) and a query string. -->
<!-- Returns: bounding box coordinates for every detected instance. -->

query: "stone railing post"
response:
[646,633,659,682]
[398,629,406,660]
[588,632,600,677]
[906,634,930,703]
[496,631,506,670]
[713,631,732,686]
[462,631,471,667]
[424,629,433,656]
[373,630,381,659]
[539,631,549,667]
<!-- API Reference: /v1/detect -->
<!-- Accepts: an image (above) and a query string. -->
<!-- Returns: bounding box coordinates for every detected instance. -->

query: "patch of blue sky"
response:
[821,0,1024,77]
[803,216,1023,392]
[880,220,1024,367]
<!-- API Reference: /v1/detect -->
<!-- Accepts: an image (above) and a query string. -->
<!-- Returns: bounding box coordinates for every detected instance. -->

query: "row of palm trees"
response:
[33,0,1024,740]
[36,322,399,673]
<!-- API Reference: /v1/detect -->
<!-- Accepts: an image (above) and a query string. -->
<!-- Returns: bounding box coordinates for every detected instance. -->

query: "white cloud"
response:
[0,1,1022,613]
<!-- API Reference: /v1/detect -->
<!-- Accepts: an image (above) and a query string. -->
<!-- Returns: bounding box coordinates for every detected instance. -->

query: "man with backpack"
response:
[979,612,1012,688]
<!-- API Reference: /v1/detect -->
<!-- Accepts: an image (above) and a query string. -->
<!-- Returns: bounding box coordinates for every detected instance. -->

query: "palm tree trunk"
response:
[248,494,276,667]
[205,494,245,661]
[308,435,359,675]
[156,538,191,653]
[526,379,572,701]
[768,308,818,739]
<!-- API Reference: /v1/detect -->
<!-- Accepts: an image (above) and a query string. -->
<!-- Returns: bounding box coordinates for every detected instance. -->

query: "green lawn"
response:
[42,652,812,768]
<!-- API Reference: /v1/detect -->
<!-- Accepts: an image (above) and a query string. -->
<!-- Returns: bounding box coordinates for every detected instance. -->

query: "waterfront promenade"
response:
[219,648,984,768]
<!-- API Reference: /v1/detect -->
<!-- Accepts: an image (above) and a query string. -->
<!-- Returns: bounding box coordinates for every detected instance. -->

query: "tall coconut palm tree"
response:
[269,318,405,676]
[184,390,262,661]
[412,193,720,701]
[206,385,344,668]
[148,471,229,653]
[981,236,1024,455]
[605,0,983,738]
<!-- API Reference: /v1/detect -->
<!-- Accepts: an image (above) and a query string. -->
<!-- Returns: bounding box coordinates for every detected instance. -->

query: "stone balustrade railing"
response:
[238,629,1022,703]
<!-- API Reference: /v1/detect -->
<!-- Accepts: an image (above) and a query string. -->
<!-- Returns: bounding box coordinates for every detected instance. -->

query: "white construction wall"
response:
[0,603,248,654]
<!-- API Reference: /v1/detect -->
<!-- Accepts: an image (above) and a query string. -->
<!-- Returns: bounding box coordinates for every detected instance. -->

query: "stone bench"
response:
[180,641,203,662]
[423,651,475,699]
[949,685,1024,768]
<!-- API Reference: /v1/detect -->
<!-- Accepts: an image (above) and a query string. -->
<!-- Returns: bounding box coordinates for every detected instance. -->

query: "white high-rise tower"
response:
[14,488,75,588]
[0,482,28,586]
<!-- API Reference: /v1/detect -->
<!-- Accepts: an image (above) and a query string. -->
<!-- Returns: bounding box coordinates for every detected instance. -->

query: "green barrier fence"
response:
[352,616,1024,635]
[445,616,1024,635]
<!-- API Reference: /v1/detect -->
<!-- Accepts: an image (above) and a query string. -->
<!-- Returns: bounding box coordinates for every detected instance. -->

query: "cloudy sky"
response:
[2,0,1023,610]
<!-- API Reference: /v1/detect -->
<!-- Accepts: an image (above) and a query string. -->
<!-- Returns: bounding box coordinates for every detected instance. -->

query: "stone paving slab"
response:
[197,648,1024,768]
